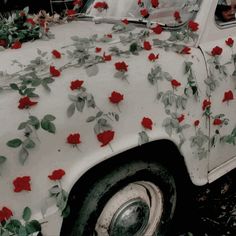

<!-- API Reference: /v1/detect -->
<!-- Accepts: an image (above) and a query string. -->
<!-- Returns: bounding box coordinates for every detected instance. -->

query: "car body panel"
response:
[0,0,235,234]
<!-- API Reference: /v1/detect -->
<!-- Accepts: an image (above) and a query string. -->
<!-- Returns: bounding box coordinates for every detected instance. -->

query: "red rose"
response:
[48,169,65,181]
[140,8,149,18]
[0,211,4,222]
[171,79,181,88]
[11,40,21,49]
[95,47,102,53]
[115,61,128,72]
[2,207,13,220]
[222,90,234,102]
[103,53,112,61]
[50,66,61,77]
[67,9,76,17]
[39,19,46,28]
[122,19,129,25]
[148,53,159,61]
[143,41,152,50]
[174,11,181,22]
[151,0,159,8]
[151,24,163,34]
[13,176,31,192]
[0,207,13,222]
[94,2,108,9]
[109,91,124,104]
[194,120,200,127]
[67,133,81,145]
[225,37,234,47]
[137,0,142,5]
[0,39,7,47]
[211,46,223,56]
[26,18,35,26]
[19,11,25,17]
[202,99,211,111]
[52,50,61,59]
[213,118,222,126]
[70,80,84,90]
[73,0,83,6]
[97,130,115,147]
[188,20,199,32]
[181,46,191,54]
[18,96,38,109]
[141,117,153,130]
[106,34,112,38]
[177,114,185,123]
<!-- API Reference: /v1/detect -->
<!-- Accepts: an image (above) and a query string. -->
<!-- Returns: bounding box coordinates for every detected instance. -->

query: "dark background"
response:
[176,169,236,236]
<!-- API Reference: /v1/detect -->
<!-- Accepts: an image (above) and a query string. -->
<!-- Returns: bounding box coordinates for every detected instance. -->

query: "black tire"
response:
[69,159,177,236]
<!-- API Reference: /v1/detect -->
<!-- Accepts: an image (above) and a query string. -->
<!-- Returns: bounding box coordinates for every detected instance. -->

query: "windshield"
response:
[82,0,200,27]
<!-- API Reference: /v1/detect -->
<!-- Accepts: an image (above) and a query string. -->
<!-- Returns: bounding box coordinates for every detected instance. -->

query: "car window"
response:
[215,0,236,27]
[83,0,201,27]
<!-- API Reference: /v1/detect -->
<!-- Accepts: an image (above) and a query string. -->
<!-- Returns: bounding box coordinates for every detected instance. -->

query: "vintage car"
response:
[0,0,236,235]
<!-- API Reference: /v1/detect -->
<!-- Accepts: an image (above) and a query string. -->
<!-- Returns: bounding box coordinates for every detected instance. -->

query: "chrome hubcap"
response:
[109,199,150,236]
[95,181,164,236]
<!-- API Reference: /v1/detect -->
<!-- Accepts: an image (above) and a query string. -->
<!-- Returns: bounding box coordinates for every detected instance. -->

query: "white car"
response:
[0,0,236,235]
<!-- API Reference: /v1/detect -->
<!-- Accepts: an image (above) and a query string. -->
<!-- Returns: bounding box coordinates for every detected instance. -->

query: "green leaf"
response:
[62,205,70,218]
[23,139,35,149]
[18,226,27,236]
[10,83,19,90]
[0,155,7,164]
[96,111,103,118]
[41,81,51,92]
[19,148,29,165]
[41,120,50,131]
[67,103,75,118]
[28,116,40,129]
[85,64,99,77]
[5,219,22,233]
[48,122,56,134]
[43,114,56,122]
[138,131,149,145]
[2,231,10,236]
[115,114,119,121]
[23,6,29,14]
[86,94,96,108]
[76,100,85,112]
[7,139,22,148]
[49,185,61,195]
[164,125,172,137]
[41,116,56,133]
[22,207,31,222]
[31,79,41,87]
[56,190,68,212]
[129,42,138,53]
[86,116,96,122]
[71,35,80,41]
[25,220,41,234]
[24,88,35,96]
[18,122,27,130]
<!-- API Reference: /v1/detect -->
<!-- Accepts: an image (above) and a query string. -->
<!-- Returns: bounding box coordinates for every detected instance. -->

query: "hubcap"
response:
[109,199,150,236]
[95,181,164,236]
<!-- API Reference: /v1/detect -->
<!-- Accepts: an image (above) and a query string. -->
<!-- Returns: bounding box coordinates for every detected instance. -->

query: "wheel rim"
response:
[95,181,164,236]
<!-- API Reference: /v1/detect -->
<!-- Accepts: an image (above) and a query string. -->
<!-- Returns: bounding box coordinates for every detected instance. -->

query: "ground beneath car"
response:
[176,169,236,236]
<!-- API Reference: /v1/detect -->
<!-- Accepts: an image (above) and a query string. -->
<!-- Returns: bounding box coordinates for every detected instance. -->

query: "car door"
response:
[199,0,236,174]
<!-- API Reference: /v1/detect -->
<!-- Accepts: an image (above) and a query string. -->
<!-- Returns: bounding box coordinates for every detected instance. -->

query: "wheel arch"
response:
[60,139,192,235]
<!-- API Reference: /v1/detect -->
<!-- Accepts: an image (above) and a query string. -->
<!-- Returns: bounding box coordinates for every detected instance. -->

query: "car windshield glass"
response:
[82,0,200,27]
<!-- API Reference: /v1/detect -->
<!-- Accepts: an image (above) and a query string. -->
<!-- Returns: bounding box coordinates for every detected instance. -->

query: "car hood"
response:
[0,19,205,221]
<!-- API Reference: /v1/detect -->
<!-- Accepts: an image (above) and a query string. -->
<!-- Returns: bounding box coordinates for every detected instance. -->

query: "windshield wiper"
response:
[92,16,166,27]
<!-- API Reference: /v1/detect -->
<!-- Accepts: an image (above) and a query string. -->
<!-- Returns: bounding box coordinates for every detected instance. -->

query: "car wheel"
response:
[70,160,177,236]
